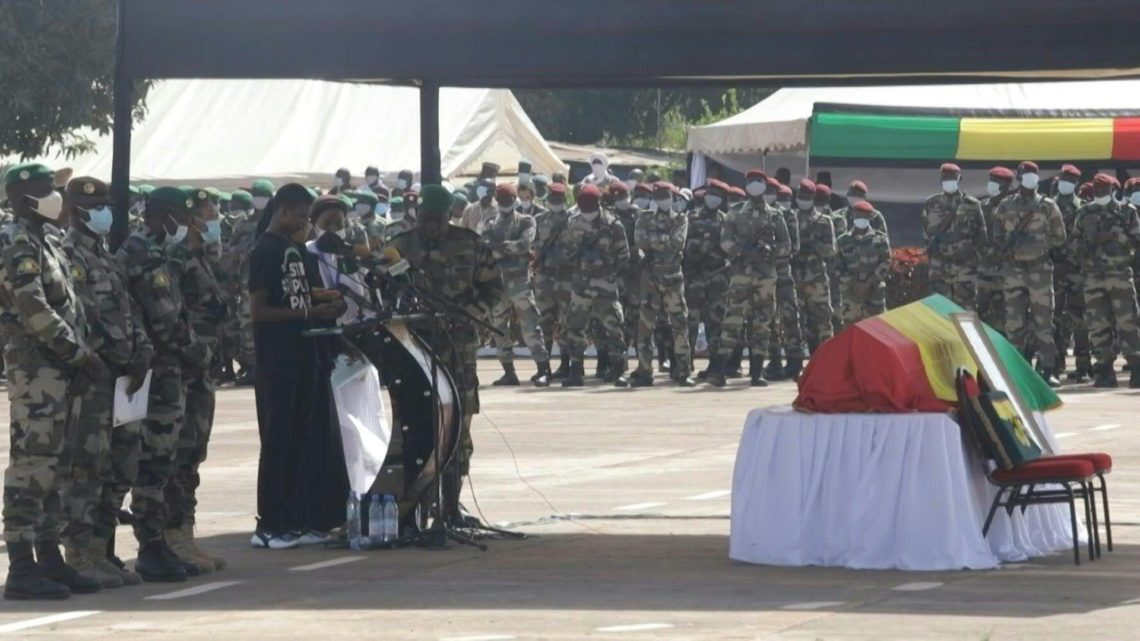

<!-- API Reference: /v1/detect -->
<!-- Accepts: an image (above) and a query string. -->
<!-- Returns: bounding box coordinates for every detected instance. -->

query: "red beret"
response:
[706,179,730,192]
[848,180,869,194]
[940,162,962,173]
[728,186,746,198]
[653,181,676,193]
[578,184,601,200]
[1093,173,1119,188]
[798,179,816,193]
[1060,164,1081,177]
[1078,182,1093,198]
[547,182,567,196]
[766,177,780,188]
[495,183,517,198]
[853,201,875,214]
[988,166,1015,180]
[777,184,794,196]
[608,181,629,196]
[693,188,707,198]
[815,184,832,197]
[1018,160,1039,173]
[1126,177,1140,189]
[745,169,768,182]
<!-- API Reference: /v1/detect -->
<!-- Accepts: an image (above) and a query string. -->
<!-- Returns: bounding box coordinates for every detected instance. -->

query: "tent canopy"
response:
[9,79,564,188]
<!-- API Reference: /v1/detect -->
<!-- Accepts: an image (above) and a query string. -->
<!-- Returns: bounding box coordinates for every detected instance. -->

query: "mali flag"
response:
[793,295,1062,414]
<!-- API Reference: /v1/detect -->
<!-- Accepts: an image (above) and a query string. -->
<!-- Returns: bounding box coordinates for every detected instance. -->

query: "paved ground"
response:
[0,359,1138,640]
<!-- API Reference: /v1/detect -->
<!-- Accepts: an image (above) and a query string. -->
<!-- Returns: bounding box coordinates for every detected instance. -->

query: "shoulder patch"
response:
[152,271,170,288]
[16,257,40,276]
[70,264,86,280]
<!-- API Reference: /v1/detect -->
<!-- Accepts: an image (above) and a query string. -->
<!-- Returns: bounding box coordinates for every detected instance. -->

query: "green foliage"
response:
[0,0,151,160]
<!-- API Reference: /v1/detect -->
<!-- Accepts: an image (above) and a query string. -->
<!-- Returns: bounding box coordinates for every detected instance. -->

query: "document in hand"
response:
[113,370,153,426]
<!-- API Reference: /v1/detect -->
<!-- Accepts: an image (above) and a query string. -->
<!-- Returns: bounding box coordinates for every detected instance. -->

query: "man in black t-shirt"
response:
[247,184,347,549]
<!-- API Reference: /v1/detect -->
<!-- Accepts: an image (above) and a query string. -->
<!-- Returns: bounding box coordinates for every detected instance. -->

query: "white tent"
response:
[5,79,565,189]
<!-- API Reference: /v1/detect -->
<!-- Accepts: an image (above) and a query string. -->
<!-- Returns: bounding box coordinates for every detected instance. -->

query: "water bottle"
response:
[346,491,362,550]
[382,494,399,541]
[367,493,386,547]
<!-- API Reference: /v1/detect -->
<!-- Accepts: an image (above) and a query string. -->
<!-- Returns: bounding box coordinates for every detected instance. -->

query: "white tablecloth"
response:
[730,406,1083,570]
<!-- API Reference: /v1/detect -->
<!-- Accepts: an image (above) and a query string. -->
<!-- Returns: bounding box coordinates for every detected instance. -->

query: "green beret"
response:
[190,188,213,205]
[352,190,379,206]
[128,185,141,196]
[138,184,156,195]
[421,184,452,215]
[390,196,404,207]
[148,186,194,212]
[532,175,550,186]
[4,162,55,187]
[217,191,232,202]
[337,194,353,208]
[452,191,470,206]
[251,179,275,197]
[230,189,253,207]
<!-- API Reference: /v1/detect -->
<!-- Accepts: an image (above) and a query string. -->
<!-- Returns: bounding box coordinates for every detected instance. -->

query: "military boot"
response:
[36,540,100,594]
[784,357,804,381]
[696,354,716,380]
[65,541,123,589]
[749,356,769,387]
[92,536,141,586]
[4,542,69,601]
[628,368,654,387]
[135,538,188,583]
[726,347,745,378]
[551,353,571,379]
[607,354,629,388]
[166,528,214,574]
[531,361,552,388]
[706,360,728,388]
[561,360,585,387]
[492,362,520,386]
[764,348,785,381]
[183,524,226,571]
[594,351,610,379]
[1093,363,1119,388]
[1067,362,1092,383]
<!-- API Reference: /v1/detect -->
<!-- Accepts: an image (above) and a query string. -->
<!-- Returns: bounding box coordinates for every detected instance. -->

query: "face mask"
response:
[615,199,631,211]
[28,191,63,220]
[397,179,409,190]
[1020,173,1039,190]
[253,196,270,210]
[519,173,531,184]
[591,162,605,179]
[498,204,515,214]
[764,193,778,205]
[633,197,650,210]
[476,186,489,200]
[203,219,222,245]
[1094,194,1112,206]
[83,206,114,236]
[745,181,766,197]
[166,222,188,247]
[655,198,673,211]
[853,218,871,230]
[366,175,378,186]
[581,210,599,221]
[847,195,865,207]
[520,197,534,209]
[986,181,1002,197]
[777,199,792,209]
[375,203,389,216]
[1130,193,1140,206]
[548,202,565,213]
[797,200,813,211]
[704,195,723,210]
[1057,180,1076,196]
[941,180,960,194]
[671,200,686,213]
[353,204,372,218]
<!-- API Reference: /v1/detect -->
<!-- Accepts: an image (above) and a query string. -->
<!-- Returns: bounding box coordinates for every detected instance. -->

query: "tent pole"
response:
[420,80,442,184]
[110,0,132,250]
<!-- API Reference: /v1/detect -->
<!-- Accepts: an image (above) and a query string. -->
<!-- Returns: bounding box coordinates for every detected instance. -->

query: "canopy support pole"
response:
[420,80,442,184]
[110,0,132,249]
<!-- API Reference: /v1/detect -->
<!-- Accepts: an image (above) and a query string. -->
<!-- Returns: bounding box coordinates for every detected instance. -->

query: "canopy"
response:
[5,79,564,188]
[794,296,1062,415]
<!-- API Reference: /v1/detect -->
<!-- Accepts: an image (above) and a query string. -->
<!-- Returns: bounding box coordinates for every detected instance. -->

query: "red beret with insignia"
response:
[853,200,875,214]
[1018,160,1039,173]
[940,162,962,173]
[988,166,1015,180]
[1093,173,1119,188]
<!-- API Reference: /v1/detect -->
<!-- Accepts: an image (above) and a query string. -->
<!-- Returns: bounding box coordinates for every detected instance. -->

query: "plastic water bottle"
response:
[367,493,386,547]
[346,491,362,550]
[382,494,399,542]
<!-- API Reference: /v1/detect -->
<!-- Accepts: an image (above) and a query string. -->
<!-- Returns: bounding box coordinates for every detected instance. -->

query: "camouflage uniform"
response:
[1,219,93,545]
[767,204,805,365]
[992,192,1066,370]
[632,204,690,378]
[117,230,211,544]
[386,225,502,475]
[482,208,549,365]
[1052,192,1091,374]
[225,210,264,375]
[216,208,247,378]
[834,228,892,327]
[563,211,630,372]
[922,191,987,309]
[792,207,837,353]
[614,204,642,355]
[839,204,889,236]
[715,201,791,375]
[1069,199,1140,369]
[826,207,847,333]
[533,204,573,356]
[61,227,153,548]
[683,205,729,365]
[978,195,1008,332]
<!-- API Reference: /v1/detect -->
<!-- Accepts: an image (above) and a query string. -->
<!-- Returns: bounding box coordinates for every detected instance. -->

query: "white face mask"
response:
[1057,180,1076,196]
[591,162,606,180]
[655,198,673,211]
[764,193,778,205]
[1094,194,1112,206]
[615,199,631,211]
[853,218,871,230]
[797,200,813,211]
[1130,193,1140,206]
[633,197,650,210]
[397,178,409,190]
[778,199,792,209]
[1020,173,1039,190]
[166,223,188,247]
[519,197,534,209]
[986,181,1002,197]
[580,210,599,221]
[745,181,766,197]
[519,173,531,184]
[28,191,63,220]
[353,204,372,218]
[498,204,515,214]
[252,196,270,210]
[941,179,960,194]
[704,195,723,210]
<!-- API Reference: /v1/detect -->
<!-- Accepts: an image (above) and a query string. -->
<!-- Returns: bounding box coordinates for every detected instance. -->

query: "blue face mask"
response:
[203,219,222,245]
[83,206,114,236]
[375,203,390,217]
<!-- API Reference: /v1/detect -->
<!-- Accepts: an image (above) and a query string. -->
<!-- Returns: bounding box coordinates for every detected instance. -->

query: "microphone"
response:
[378,246,411,277]
[316,232,408,275]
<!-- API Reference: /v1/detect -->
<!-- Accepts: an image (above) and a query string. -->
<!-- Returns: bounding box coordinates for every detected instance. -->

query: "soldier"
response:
[835,201,892,327]
[117,187,213,582]
[1051,164,1091,381]
[764,178,806,381]
[838,180,889,236]
[791,179,838,354]
[726,185,747,212]
[363,166,383,193]
[611,182,641,367]
[60,178,151,589]
[330,167,353,195]
[978,167,1016,333]
[922,163,987,309]
[992,161,1066,386]
[460,178,496,233]
[483,184,551,387]
[1069,174,1140,388]
[392,168,415,199]
[683,181,729,378]
[386,185,502,521]
[533,183,575,378]
[708,175,791,388]
[560,184,630,387]
[450,191,470,222]
[629,182,694,387]
[813,184,845,335]
[349,190,389,254]
[531,175,551,207]
[2,163,106,600]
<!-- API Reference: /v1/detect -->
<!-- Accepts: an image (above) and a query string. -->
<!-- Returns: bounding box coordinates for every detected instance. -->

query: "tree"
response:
[0,0,150,160]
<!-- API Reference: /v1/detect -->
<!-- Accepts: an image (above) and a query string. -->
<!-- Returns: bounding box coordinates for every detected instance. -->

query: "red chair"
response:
[1039,452,1113,554]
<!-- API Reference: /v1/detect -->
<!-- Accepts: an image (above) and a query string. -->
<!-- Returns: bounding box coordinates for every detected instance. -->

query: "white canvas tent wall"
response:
[4,79,565,190]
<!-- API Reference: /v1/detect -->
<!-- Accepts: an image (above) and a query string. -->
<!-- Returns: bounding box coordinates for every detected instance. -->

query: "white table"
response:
[730,406,1083,571]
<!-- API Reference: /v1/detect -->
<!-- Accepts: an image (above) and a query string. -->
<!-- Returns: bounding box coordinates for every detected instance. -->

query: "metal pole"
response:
[110,0,132,250]
[419,81,442,184]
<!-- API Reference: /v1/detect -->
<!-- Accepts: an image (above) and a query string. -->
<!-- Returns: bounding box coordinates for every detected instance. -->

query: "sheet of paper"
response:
[331,355,391,495]
[113,370,152,427]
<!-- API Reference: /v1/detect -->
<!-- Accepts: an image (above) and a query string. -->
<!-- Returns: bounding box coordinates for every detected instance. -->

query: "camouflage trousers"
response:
[930,262,978,310]
[165,375,215,529]
[1084,269,1140,364]
[839,281,887,330]
[717,268,777,360]
[685,272,728,361]
[2,344,74,545]
[621,269,642,353]
[566,283,626,366]
[635,272,691,375]
[977,264,1006,334]
[767,264,805,359]
[794,269,834,353]
[490,281,549,364]
[827,261,843,334]
[61,378,113,548]
[132,357,185,543]
[1003,261,1057,369]
[534,270,572,352]
[1053,265,1091,371]
[220,291,244,372]
[97,420,141,539]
